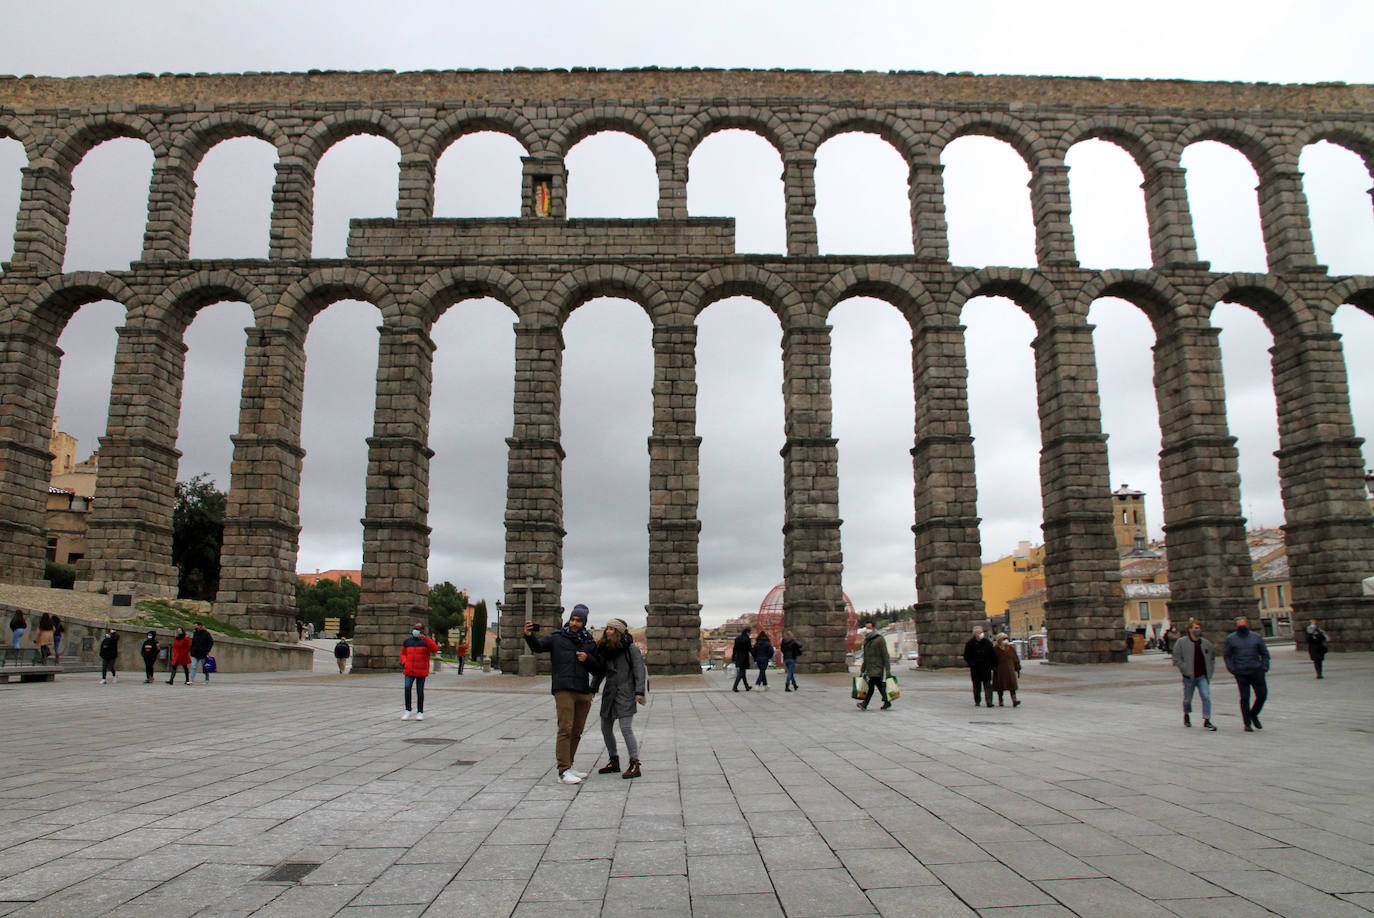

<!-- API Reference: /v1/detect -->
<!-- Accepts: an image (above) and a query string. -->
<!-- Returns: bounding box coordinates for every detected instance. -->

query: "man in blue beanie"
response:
[525,603,603,784]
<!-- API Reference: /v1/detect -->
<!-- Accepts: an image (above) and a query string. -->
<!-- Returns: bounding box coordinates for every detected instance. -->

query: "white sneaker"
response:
[566,769,588,779]
[558,771,582,785]
[414,712,424,721]
[99,678,106,684]
[401,711,411,720]
[110,676,117,683]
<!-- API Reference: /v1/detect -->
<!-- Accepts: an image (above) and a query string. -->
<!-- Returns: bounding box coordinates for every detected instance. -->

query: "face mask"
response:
[411,630,421,637]
[1236,625,1249,634]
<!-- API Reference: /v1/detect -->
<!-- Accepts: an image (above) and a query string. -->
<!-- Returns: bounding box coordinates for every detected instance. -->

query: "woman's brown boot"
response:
[597,756,621,774]
[622,759,642,779]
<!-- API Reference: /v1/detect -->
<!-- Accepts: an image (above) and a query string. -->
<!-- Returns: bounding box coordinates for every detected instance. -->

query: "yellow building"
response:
[981,540,1045,625]
[45,420,98,565]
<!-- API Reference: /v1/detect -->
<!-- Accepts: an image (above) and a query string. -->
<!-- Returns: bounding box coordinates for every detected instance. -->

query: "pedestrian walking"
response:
[8,610,26,649]
[33,613,55,661]
[855,622,892,710]
[781,630,803,691]
[963,626,996,707]
[296,620,304,641]
[189,623,215,683]
[99,627,119,684]
[524,603,603,784]
[139,631,161,683]
[1305,621,1328,679]
[167,628,192,684]
[731,626,753,692]
[1222,616,1270,732]
[1170,619,1217,731]
[752,630,774,689]
[51,615,64,662]
[992,632,1021,707]
[334,638,351,674]
[400,622,439,721]
[590,618,647,779]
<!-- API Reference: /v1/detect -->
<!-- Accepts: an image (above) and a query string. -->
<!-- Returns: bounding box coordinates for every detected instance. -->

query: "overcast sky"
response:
[3,0,1372,628]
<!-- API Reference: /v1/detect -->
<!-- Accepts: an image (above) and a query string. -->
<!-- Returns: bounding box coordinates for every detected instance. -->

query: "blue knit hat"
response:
[569,603,590,622]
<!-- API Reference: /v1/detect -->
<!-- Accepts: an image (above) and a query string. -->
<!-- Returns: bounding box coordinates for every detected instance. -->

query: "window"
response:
[1259,589,1268,609]
[1276,585,1285,608]
[1138,602,1150,621]
[45,538,57,562]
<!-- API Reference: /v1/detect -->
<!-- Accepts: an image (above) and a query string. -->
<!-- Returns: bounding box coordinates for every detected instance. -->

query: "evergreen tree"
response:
[470,600,488,658]
[172,474,226,600]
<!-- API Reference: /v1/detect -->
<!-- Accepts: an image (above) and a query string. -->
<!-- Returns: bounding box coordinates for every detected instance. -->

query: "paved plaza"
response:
[2,644,1372,917]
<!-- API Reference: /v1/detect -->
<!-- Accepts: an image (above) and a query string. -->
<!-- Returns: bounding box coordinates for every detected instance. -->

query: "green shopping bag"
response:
[884,674,900,701]
[851,675,865,698]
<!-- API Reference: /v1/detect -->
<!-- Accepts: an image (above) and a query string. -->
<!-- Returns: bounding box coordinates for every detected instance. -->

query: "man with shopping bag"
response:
[855,623,892,710]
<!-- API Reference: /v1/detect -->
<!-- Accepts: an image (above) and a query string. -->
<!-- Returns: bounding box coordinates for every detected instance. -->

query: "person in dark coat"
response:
[855,624,892,710]
[400,622,439,720]
[51,615,64,663]
[99,627,119,684]
[1223,616,1270,732]
[731,626,753,692]
[139,631,161,683]
[189,623,215,684]
[590,618,647,779]
[524,603,604,784]
[1305,621,1328,679]
[167,628,192,684]
[8,610,26,650]
[963,626,997,707]
[992,633,1021,707]
[752,631,774,688]
[334,638,351,674]
[780,630,803,692]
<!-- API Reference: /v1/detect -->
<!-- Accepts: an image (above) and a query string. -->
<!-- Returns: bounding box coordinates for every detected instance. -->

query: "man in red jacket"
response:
[400,623,440,721]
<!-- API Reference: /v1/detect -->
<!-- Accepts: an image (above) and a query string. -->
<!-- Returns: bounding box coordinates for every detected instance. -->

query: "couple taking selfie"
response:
[524,604,646,785]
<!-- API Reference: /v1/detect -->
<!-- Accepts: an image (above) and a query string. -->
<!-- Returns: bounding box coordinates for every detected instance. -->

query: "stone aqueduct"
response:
[1,69,1372,674]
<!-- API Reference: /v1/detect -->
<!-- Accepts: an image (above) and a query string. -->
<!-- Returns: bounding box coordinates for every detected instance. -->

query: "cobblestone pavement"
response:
[2,646,1371,917]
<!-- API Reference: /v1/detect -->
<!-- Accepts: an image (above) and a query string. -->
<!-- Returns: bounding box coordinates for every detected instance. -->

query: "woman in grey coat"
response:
[590,618,647,779]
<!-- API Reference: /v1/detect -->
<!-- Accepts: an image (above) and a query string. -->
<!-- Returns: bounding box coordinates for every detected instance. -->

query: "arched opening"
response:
[188,137,277,259]
[63,138,153,272]
[427,297,516,612]
[311,135,400,258]
[1088,296,1164,532]
[434,131,525,217]
[1300,140,1374,275]
[815,132,912,255]
[561,297,652,623]
[1181,141,1267,273]
[687,129,785,254]
[942,137,1036,267]
[1066,140,1151,269]
[0,136,24,264]
[565,132,657,218]
[829,296,917,613]
[1212,301,1281,527]
[175,300,254,492]
[1333,303,1374,475]
[51,298,125,477]
[696,296,783,627]
[296,300,381,575]
[962,295,1043,565]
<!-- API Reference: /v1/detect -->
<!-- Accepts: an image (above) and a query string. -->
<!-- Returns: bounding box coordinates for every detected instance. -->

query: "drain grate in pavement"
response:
[453,759,478,766]
[404,737,457,745]
[498,736,519,741]
[257,862,321,883]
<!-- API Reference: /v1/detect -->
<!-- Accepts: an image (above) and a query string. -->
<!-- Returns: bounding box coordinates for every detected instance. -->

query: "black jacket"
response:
[99,633,119,661]
[190,629,214,657]
[963,636,996,677]
[525,626,603,694]
[140,637,160,660]
[752,636,774,666]
[780,637,803,660]
[334,640,351,659]
[732,633,753,669]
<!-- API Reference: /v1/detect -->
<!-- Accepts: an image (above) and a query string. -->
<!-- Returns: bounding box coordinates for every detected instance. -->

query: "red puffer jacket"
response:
[399,634,439,676]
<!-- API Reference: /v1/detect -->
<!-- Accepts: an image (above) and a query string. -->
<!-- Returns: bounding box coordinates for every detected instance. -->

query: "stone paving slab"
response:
[1,647,1371,916]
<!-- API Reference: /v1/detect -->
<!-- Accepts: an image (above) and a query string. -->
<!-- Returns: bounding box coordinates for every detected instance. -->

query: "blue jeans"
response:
[732,666,750,690]
[191,657,209,681]
[10,627,24,649]
[404,674,426,712]
[784,658,797,687]
[1181,675,1211,719]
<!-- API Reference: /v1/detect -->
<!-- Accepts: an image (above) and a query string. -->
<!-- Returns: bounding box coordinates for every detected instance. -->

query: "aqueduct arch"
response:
[1,69,1371,673]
